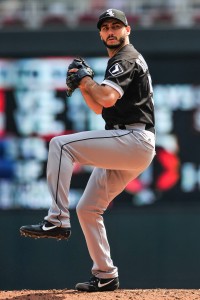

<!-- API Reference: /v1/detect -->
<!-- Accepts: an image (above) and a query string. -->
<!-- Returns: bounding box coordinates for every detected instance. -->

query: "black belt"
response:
[145,124,155,134]
[105,123,155,134]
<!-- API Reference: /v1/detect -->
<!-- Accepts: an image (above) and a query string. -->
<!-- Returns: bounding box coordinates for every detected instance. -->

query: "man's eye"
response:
[112,25,120,30]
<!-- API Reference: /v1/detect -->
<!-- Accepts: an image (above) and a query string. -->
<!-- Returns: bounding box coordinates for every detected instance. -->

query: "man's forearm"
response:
[80,88,103,114]
[79,77,119,108]
[79,77,103,104]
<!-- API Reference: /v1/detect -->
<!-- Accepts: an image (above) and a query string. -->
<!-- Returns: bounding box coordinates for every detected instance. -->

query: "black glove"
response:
[66,57,94,97]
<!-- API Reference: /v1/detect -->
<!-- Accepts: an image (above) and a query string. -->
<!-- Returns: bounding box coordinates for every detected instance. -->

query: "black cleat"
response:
[20,220,71,240]
[75,276,119,292]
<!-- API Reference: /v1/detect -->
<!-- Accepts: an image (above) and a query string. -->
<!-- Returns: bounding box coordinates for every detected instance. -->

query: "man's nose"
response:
[107,26,115,34]
[107,30,115,36]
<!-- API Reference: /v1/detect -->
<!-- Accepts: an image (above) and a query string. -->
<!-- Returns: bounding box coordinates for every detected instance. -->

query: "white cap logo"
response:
[106,9,114,17]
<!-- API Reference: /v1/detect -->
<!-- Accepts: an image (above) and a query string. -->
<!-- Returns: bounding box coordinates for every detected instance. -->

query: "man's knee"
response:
[76,201,86,218]
[76,200,104,220]
[76,200,96,217]
[49,136,60,150]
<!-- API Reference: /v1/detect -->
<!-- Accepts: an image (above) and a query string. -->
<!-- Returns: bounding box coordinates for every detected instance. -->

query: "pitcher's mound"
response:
[0,289,200,300]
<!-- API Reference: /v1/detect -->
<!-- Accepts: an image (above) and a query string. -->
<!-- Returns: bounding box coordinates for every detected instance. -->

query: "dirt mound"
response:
[1,289,200,300]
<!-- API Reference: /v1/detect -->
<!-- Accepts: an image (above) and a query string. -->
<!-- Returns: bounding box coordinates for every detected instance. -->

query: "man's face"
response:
[99,19,130,49]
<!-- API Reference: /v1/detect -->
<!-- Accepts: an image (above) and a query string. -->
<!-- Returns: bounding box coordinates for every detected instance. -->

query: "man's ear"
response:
[126,25,131,35]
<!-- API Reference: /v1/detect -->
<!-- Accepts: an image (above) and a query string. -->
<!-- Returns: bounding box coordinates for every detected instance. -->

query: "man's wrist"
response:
[79,77,96,90]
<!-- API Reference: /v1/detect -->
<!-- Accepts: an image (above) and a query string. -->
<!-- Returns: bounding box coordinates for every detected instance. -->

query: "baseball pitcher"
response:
[20,8,156,292]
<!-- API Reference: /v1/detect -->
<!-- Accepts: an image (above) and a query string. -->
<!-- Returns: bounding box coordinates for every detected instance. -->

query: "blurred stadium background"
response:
[0,0,200,28]
[0,0,200,291]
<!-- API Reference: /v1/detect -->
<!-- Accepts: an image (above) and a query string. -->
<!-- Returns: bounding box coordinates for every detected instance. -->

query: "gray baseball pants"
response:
[45,124,155,279]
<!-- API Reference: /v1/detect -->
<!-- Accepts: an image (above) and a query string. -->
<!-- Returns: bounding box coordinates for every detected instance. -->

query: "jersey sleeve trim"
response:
[101,79,124,98]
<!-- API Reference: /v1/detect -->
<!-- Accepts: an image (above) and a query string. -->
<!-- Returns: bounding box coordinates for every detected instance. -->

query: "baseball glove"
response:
[66,57,94,97]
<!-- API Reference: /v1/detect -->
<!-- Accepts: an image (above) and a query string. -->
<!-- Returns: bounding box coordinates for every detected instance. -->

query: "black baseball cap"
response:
[97,8,128,30]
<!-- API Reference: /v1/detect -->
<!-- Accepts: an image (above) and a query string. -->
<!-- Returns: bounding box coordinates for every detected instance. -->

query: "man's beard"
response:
[102,36,125,49]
